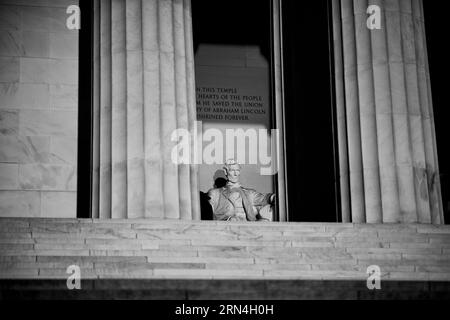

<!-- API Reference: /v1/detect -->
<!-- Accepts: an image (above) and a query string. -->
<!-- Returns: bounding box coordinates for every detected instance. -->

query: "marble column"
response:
[332,0,444,224]
[332,0,351,222]
[92,0,200,220]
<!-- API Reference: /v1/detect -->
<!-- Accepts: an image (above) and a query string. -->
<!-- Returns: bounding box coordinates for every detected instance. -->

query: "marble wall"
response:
[0,0,78,218]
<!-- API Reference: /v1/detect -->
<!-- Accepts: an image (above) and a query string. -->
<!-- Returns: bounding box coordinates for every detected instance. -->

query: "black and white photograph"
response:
[0,0,449,310]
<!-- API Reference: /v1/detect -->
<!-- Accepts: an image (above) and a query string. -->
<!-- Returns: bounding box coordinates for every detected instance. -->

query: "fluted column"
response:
[332,0,351,222]
[332,0,444,224]
[92,0,200,220]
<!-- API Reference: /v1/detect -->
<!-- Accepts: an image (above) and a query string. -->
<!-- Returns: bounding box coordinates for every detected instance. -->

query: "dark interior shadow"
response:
[200,191,213,220]
[200,169,228,220]
[213,169,227,188]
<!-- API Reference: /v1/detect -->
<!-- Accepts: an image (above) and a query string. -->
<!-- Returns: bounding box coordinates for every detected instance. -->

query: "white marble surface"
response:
[0,0,78,7]
[19,109,77,137]
[0,135,49,163]
[49,33,78,59]
[41,191,76,218]
[49,84,77,109]
[0,134,77,166]
[19,163,76,191]
[22,31,50,57]
[49,6,74,31]
[0,1,79,218]
[48,59,78,85]
[0,83,50,108]
[0,57,19,82]
[22,6,51,31]
[49,136,77,165]
[0,5,20,30]
[0,30,24,56]
[0,163,18,189]
[0,191,40,217]
[0,109,18,135]
[20,57,50,83]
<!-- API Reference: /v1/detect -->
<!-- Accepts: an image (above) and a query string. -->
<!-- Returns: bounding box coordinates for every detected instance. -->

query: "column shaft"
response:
[99,0,112,219]
[92,0,101,219]
[125,0,145,218]
[332,0,351,222]
[370,0,400,222]
[93,0,199,220]
[111,0,127,219]
[341,0,366,223]
[333,0,444,224]
[184,0,201,220]
[386,0,417,222]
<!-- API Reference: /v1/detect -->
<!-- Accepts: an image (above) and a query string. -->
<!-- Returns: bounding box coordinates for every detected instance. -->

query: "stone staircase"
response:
[1,218,450,282]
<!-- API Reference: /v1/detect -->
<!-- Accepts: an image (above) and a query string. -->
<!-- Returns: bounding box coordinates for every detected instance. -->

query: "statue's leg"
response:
[257,205,273,221]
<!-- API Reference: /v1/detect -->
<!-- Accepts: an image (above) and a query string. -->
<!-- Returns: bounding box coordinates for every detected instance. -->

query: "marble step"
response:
[1,230,447,243]
[2,218,448,233]
[2,268,450,281]
[1,218,450,281]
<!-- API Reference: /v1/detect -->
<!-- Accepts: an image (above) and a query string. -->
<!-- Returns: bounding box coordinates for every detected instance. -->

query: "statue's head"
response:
[223,159,241,184]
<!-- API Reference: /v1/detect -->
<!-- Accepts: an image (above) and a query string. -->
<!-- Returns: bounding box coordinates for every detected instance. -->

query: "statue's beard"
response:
[226,180,241,188]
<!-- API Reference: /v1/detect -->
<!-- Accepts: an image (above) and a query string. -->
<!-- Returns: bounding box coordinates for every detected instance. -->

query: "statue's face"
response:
[225,164,241,183]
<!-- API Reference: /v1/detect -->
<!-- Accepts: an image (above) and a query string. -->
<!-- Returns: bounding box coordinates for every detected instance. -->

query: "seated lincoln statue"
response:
[207,159,275,222]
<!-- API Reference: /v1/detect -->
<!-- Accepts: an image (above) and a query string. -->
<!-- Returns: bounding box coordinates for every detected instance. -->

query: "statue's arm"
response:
[248,189,275,207]
[207,189,220,213]
[208,189,231,221]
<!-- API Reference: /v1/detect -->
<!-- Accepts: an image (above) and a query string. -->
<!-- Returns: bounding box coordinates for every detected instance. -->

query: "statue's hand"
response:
[269,194,275,205]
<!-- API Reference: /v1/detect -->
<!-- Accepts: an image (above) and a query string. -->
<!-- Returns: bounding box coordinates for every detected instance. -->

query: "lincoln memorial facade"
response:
[0,0,449,299]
